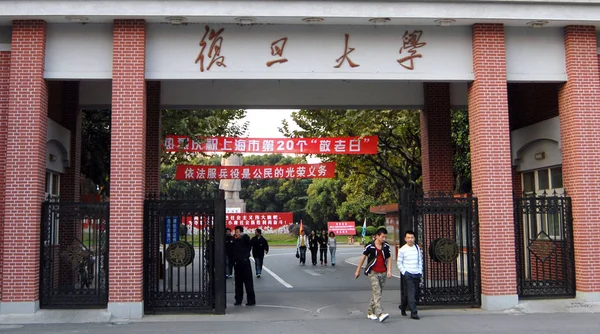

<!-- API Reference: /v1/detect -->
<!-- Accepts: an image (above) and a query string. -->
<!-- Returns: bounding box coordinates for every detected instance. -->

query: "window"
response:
[521,166,564,240]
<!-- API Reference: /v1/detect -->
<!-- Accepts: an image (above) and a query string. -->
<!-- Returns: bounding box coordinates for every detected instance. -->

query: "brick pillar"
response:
[1,20,47,314]
[60,81,81,202]
[468,24,517,310]
[145,81,161,196]
[108,19,146,319]
[0,49,10,303]
[421,82,454,193]
[511,167,522,198]
[558,26,600,302]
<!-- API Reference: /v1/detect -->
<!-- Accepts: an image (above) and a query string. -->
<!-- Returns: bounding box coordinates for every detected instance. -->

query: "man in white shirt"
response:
[397,230,423,320]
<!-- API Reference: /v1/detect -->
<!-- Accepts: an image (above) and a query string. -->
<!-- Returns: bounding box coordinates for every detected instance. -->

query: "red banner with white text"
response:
[327,221,357,235]
[183,212,293,234]
[164,135,378,154]
[176,162,336,180]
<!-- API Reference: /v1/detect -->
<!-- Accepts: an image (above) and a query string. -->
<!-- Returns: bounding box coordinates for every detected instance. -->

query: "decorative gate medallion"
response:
[166,241,195,267]
[430,238,460,263]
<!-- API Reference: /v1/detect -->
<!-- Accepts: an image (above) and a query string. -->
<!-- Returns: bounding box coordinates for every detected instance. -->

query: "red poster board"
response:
[327,221,356,235]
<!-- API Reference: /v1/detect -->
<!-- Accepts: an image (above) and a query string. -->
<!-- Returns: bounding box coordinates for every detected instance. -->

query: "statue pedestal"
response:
[225,198,246,213]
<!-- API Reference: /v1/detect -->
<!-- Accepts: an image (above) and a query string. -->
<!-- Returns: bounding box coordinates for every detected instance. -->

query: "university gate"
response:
[399,189,481,307]
[143,191,226,314]
[513,193,575,298]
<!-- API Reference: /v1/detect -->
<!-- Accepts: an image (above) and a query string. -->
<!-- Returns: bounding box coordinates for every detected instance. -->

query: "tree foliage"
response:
[281,109,421,208]
[451,109,471,193]
[161,109,248,165]
[81,109,111,196]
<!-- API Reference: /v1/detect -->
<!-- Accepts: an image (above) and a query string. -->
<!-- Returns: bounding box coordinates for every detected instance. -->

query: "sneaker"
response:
[257,274,261,278]
[378,313,389,322]
[367,314,378,320]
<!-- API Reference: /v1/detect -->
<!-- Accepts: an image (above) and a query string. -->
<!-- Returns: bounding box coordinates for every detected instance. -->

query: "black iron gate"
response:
[514,194,575,298]
[143,191,226,314]
[40,200,109,308]
[400,190,480,307]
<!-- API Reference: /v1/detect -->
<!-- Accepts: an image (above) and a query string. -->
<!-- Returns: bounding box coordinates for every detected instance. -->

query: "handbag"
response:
[295,249,300,258]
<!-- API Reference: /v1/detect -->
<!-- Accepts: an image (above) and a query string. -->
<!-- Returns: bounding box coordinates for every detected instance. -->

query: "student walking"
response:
[319,230,328,265]
[354,228,392,323]
[250,229,269,278]
[232,225,256,306]
[328,231,337,266]
[296,230,309,265]
[308,230,319,266]
[397,230,423,320]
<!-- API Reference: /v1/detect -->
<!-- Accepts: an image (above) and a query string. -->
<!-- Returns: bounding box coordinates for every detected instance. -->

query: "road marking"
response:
[256,305,311,312]
[316,305,335,314]
[250,258,293,289]
[303,269,321,276]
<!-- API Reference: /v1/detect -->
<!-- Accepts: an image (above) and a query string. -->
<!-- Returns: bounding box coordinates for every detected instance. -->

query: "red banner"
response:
[182,212,293,234]
[226,212,293,233]
[176,162,336,180]
[164,135,378,154]
[327,221,356,235]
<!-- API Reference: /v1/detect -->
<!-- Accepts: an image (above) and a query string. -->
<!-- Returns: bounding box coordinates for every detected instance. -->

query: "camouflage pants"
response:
[367,271,387,316]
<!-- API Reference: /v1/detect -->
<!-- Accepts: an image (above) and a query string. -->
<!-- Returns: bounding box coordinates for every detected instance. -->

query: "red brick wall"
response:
[2,20,48,303]
[0,50,10,301]
[146,81,161,196]
[558,26,600,295]
[421,82,454,193]
[468,24,517,297]
[109,19,147,304]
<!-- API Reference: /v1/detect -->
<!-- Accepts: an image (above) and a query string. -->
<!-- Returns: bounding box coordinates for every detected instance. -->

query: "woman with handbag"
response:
[296,230,309,266]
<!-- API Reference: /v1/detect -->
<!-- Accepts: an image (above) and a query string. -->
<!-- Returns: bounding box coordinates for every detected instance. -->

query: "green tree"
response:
[161,109,248,165]
[160,109,248,197]
[281,109,421,202]
[452,109,471,193]
[239,154,312,223]
[305,179,346,231]
[81,109,111,196]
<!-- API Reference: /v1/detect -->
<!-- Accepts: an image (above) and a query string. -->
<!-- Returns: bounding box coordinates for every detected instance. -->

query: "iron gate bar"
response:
[39,200,109,308]
[399,190,480,307]
[513,193,575,298]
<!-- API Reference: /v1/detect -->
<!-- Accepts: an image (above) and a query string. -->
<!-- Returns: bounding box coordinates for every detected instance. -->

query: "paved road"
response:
[1,245,599,333]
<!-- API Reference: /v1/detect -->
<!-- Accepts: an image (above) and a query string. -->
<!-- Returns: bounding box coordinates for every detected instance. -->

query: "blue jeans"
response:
[329,247,336,265]
[254,256,264,275]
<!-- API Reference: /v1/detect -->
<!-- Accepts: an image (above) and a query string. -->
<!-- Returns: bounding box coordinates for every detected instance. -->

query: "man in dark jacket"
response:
[232,225,255,306]
[354,228,392,323]
[250,229,269,278]
[225,228,235,279]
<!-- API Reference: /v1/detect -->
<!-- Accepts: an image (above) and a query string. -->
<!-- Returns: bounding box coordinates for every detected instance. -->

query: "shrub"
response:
[366,226,377,236]
[355,226,363,236]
